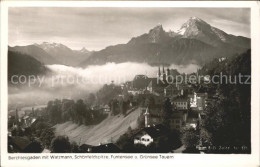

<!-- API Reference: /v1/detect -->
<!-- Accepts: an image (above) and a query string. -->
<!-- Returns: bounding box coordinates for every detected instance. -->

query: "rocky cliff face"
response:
[80,17,250,67]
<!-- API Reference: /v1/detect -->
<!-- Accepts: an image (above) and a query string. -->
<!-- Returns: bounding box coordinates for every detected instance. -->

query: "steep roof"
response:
[169,69,180,76]
[172,96,189,102]
[132,75,151,90]
[135,125,166,138]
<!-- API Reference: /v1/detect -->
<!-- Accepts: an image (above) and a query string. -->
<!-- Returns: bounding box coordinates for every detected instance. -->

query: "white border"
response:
[1,1,259,167]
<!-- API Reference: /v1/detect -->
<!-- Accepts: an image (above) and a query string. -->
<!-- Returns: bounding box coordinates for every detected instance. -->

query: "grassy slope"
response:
[54,107,143,146]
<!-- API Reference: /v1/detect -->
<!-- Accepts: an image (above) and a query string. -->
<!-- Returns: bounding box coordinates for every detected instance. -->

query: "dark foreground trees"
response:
[50,136,71,153]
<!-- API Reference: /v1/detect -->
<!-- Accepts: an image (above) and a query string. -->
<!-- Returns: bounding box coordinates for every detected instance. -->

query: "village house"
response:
[171,97,190,110]
[103,104,110,113]
[91,104,110,114]
[169,111,187,130]
[185,111,200,129]
[132,75,151,90]
[164,84,181,98]
[144,105,188,131]
[147,78,168,95]
[133,125,165,146]
[134,128,154,146]
[189,92,208,111]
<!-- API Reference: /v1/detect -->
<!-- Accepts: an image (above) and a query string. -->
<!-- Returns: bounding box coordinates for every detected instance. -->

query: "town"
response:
[8,49,251,154]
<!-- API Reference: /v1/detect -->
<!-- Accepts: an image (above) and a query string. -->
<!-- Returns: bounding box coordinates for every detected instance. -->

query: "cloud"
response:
[8,62,200,108]
[46,62,200,85]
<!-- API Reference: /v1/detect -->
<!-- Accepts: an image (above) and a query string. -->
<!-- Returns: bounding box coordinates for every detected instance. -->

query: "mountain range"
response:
[80,17,250,67]
[8,17,250,68]
[9,42,92,67]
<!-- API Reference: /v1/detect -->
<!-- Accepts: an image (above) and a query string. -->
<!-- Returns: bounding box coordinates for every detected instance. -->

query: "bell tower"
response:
[162,66,166,82]
[157,66,161,79]
[144,107,150,127]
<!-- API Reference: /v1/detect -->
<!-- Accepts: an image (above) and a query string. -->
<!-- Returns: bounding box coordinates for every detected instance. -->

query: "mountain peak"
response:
[178,17,210,35]
[128,23,169,45]
[35,42,72,52]
[189,16,204,22]
[79,47,90,53]
[177,17,233,46]
[149,24,164,33]
[40,42,63,47]
[147,24,169,43]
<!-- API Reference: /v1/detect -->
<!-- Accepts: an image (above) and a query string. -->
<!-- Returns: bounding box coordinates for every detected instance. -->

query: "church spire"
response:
[162,65,166,82]
[144,107,150,127]
[162,65,165,74]
[158,66,161,78]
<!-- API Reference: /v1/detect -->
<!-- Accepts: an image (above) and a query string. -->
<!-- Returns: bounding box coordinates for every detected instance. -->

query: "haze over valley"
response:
[8,16,250,109]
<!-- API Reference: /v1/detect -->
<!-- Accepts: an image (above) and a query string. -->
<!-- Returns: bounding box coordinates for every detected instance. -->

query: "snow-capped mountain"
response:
[177,17,250,47]
[80,17,250,67]
[31,42,92,66]
[35,42,74,56]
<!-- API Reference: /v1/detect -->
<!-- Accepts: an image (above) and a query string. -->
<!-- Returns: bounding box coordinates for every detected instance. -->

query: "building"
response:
[103,105,110,112]
[178,84,193,96]
[166,68,180,83]
[132,75,151,90]
[185,111,200,129]
[147,78,168,95]
[172,97,189,110]
[164,84,181,97]
[169,111,187,130]
[133,126,165,146]
[189,92,208,111]
[144,107,150,127]
[134,128,154,146]
[157,66,180,84]
[143,106,164,127]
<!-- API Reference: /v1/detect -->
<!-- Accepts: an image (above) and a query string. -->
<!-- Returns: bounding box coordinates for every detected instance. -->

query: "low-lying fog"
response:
[8,62,200,109]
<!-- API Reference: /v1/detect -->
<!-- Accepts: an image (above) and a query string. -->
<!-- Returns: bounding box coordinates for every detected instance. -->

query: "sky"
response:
[8,7,250,51]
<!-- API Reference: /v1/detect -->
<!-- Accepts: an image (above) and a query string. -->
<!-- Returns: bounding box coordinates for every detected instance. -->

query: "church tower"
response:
[166,67,171,82]
[157,66,161,79]
[162,66,166,82]
[144,107,150,127]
